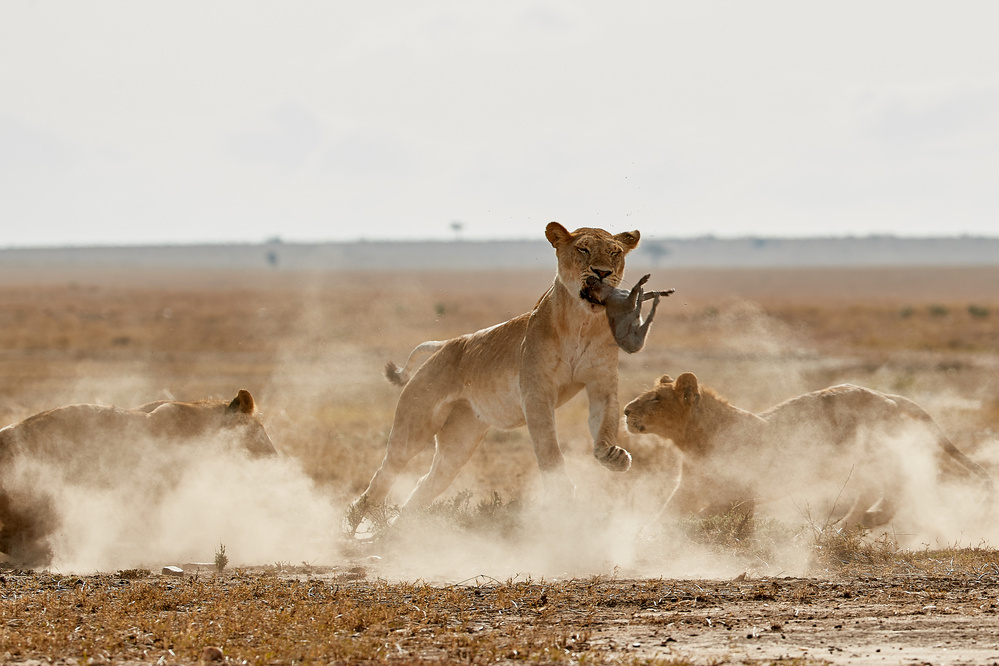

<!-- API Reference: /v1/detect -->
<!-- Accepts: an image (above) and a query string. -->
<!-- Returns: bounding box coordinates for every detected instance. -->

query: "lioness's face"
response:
[145,390,278,457]
[624,373,699,442]
[545,222,640,303]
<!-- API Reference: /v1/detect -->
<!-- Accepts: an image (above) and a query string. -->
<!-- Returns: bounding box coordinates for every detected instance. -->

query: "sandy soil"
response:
[4,567,999,664]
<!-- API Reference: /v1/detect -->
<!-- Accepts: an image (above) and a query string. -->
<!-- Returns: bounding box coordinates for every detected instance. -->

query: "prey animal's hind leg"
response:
[625,293,661,352]
[624,274,651,310]
[403,402,489,510]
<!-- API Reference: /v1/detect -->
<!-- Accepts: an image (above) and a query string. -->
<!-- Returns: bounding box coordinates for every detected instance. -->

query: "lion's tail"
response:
[384,341,446,387]
[891,393,993,490]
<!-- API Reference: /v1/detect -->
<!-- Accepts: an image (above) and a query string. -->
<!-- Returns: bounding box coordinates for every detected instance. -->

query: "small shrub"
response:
[420,490,522,537]
[968,304,990,319]
[810,526,898,569]
[928,304,949,318]
[215,542,229,573]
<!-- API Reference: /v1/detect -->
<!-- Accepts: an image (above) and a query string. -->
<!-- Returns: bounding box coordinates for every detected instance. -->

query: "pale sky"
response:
[2,1,997,247]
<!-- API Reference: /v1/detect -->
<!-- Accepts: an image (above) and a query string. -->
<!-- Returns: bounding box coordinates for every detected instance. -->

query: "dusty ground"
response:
[1,263,999,663]
[4,562,999,665]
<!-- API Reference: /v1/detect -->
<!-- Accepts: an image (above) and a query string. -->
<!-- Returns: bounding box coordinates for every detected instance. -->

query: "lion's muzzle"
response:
[623,405,645,433]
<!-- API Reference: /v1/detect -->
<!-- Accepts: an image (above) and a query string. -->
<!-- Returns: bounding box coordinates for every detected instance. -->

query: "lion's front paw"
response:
[596,445,632,472]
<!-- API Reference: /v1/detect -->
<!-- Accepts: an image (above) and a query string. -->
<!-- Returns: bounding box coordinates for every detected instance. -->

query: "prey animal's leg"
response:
[641,287,675,301]
[624,274,651,310]
[624,293,661,353]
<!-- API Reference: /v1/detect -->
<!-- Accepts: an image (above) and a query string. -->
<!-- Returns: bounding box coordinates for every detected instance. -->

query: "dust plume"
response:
[1,416,340,573]
[327,297,995,582]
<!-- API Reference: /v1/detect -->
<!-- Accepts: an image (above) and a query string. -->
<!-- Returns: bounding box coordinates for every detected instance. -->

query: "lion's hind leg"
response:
[402,402,489,511]
[346,408,439,535]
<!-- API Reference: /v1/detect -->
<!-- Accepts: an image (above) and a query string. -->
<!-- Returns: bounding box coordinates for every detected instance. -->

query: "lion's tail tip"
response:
[384,361,409,387]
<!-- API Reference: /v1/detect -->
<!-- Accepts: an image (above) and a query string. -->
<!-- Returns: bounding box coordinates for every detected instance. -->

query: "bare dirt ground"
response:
[1,263,999,664]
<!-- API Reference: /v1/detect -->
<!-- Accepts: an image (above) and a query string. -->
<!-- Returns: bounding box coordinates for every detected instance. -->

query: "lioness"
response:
[581,273,674,353]
[624,373,991,528]
[348,222,640,531]
[0,389,276,565]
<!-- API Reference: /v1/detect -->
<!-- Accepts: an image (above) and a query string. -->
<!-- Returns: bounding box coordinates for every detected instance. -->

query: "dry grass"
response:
[3,549,999,665]
[2,264,999,663]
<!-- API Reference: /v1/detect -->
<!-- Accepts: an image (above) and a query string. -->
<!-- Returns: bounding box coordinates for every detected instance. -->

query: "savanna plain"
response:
[1,262,999,665]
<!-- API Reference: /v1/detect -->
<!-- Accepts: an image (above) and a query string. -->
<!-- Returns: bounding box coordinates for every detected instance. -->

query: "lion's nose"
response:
[592,268,611,280]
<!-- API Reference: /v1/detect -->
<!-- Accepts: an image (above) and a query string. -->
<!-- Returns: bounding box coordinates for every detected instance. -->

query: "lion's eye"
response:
[609,250,621,259]
[577,247,590,256]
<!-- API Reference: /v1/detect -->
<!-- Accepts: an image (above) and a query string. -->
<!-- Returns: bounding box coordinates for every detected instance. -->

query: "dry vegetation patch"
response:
[1,265,999,663]
[4,553,999,665]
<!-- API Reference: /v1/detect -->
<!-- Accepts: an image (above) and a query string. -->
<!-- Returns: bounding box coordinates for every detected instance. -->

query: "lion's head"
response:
[545,222,640,303]
[137,389,277,457]
[624,372,701,441]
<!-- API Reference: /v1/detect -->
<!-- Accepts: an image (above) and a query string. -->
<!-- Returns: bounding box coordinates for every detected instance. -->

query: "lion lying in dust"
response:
[347,222,642,533]
[580,273,674,353]
[0,389,276,566]
[623,373,991,528]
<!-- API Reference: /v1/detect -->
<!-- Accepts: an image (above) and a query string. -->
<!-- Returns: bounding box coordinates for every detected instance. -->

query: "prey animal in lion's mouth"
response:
[581,273,674,353]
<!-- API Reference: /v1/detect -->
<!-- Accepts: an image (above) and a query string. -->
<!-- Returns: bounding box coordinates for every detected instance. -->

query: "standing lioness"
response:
[348,222,640,531]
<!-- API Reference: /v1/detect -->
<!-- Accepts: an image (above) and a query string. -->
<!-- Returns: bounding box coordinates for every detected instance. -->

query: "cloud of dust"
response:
[351,414,999,584]
[230,290,998,581]
[10,287,975,581]
[3,429,340,573]
[348,458,778,582]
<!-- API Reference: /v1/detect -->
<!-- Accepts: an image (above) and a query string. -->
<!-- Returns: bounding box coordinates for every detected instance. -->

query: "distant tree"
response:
[450,220,464,240]
[642,241,670,266]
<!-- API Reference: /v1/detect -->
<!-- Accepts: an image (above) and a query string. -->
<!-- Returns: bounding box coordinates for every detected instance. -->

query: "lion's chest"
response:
[456,307,615,428]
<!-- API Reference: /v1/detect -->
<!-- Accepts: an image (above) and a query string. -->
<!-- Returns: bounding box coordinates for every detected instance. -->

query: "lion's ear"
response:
[227,389,256,415]
[674,372,700,406]
[614,230,640,251]
[658,374,674,385]
[545,222,572,248]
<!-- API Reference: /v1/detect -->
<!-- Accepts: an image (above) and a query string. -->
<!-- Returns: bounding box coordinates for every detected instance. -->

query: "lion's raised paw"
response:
[596,445,632,472]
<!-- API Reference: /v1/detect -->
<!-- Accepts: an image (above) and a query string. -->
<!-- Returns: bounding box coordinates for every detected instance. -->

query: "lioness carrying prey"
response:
[348,222,640,531]
[581,273,675,353]
[0,390,276,565]
[624,373,991,528]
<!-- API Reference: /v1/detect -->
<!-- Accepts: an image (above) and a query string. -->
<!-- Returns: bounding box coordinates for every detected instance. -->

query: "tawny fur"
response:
[624,372,991,528]
[0,390,276,566]
[348,222,641,532]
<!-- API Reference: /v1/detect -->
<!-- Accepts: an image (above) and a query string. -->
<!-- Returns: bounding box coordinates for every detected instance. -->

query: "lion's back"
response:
[1,404,140,460]
[761,384,904,448]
